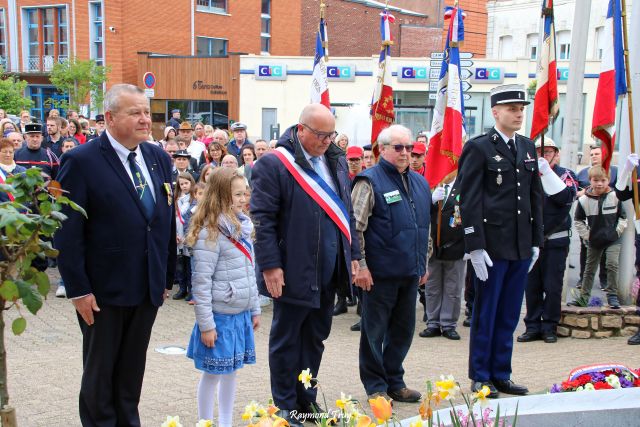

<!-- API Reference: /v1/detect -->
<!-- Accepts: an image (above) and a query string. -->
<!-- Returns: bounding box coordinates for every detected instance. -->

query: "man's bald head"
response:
[299,103,334,125]
[297,103,336,157]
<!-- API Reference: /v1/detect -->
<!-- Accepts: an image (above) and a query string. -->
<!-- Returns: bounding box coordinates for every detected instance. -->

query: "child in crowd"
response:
[173,172,197,301]
[572,165,627,308]
[185,168,261,426]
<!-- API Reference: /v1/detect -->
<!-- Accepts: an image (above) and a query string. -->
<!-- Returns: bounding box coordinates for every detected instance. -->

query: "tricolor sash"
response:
[0,169,15,201]
[219,227,253,265]
[273,147,351,243]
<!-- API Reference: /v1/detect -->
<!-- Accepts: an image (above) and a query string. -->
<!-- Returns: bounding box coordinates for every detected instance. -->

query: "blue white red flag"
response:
[311,16,330,109]
[425,6,466,188]
[370,10,395,157]
[592,0,627,171]
[530,0,559,142]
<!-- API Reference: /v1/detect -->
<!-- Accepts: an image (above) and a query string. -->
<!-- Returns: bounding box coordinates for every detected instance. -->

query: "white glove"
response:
[537,157,553,176]
[528,247,540,273]
[431,186,446,204]
[616,153,639,191]
[463,249,493,281]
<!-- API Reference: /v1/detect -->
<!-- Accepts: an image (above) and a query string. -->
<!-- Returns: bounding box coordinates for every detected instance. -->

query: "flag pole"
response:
[320,1,328,61]
[620,0,639,218]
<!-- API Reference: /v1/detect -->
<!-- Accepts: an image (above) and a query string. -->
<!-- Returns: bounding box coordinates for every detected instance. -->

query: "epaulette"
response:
[467,133,487,143]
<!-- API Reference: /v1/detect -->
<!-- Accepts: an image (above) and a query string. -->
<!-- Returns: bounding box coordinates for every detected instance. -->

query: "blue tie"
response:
[127,152,155,220]
[310,156,327,181]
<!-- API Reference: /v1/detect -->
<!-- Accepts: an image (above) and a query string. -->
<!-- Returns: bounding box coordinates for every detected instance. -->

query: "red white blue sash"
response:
[273,147,351,243]
[0,169,14,201]
[219,227,253,265]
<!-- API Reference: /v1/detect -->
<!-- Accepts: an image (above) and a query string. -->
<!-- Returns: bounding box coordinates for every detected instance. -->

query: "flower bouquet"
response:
[550,364,640,393]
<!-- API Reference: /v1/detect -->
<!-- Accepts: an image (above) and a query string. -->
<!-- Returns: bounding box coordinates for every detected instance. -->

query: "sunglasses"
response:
[300,123,338,142]
[386,144,414,153]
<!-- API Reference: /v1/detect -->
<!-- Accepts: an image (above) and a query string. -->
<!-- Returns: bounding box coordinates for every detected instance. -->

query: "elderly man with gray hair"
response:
[351,124,431,402]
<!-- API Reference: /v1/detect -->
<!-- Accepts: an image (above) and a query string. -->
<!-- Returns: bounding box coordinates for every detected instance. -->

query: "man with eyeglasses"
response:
[458,84,543,399]
[352,124,430,403]
[251,103,361,427]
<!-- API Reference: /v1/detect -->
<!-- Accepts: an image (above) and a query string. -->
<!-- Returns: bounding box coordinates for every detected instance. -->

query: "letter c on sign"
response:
[476,68,487,79]
[328,67,338,77]
[402,68,413,78]
[272,66,282,77]
[416,68,427,79]
[259,66,269,76]
[489,68,500,79]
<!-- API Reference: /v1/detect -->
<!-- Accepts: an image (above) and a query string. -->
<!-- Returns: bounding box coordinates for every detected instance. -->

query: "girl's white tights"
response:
[197,371,237,427]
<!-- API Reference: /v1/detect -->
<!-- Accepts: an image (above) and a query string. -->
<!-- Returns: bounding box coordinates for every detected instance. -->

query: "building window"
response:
[28,85,68,121]
[557,30,571,60]
[261,0,271,54]
[196,37,228,56]
[23,6,68,72]
[594,26,604,60]
[89,2,103,66]
[196,0,227,13]
[526,33,538,60]
[0,9,6,69]
[498,35,513,59]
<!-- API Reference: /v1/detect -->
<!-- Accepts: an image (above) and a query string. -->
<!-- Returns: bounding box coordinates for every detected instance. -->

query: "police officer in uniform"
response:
[14,123,59,179]
[458,84,543,398]
[518,138,577,344]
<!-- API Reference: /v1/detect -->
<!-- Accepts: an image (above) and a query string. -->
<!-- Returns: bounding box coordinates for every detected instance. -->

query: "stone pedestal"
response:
[558,306,639,339]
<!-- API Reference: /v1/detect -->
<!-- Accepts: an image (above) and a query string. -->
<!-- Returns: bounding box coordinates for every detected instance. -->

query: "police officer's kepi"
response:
[490,84,531,107]
[24,123,43,134]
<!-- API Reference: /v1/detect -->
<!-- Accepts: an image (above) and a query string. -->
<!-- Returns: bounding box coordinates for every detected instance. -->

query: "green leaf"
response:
[68,200,88,217]
[12,317,26,335]
[0,280,19,300]
[15,280,43,315]
[50,210,67,222]
[35,271,50,296]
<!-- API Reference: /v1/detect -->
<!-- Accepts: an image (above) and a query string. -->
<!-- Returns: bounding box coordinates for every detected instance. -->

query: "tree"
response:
[0,67,34,114]
[0,169,85,426]
[48,58,110,113]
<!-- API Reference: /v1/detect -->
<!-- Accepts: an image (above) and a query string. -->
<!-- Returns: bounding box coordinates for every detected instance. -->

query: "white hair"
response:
[103,84,145,113]
[377,124,413,146]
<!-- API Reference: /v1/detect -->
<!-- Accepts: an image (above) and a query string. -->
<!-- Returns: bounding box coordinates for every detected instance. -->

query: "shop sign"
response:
[397,66,429,83]
[256,64,287,81]
[557,68,569,83]
[327,65,355,81]
[192,81,227,95]
[471,67,504,84]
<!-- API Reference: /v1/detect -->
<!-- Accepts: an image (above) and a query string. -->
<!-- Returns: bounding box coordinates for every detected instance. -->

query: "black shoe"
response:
[471,381,498,399]
[607,295,621,309]
[333,297,347,316]
[185,292,193,302]
[628,330,640,345]
[462,317,471,327]
[517,331,542,343]
[350,321,361,331]
[419,328,441,338]
[387,387,421,403]
[346,296,357,307]
[274,409,304,427]
[543,332,558,343]
[492,379,529,395]
[172,289,187,300]
[442,329,461,340]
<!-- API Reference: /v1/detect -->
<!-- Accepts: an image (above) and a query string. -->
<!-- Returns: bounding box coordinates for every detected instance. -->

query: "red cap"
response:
[346,146,364,159]
[412,142,427,155]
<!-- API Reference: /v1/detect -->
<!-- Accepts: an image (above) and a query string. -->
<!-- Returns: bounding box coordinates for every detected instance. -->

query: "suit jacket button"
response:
[516,168,520,173]
[518,210,521,214]
[147,226,151,232]
[518,196,521,200]
[517,182,521,186]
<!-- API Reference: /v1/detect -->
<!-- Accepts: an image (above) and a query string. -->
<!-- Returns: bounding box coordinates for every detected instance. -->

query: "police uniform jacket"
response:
[14,146,59,179]
[542,165,578,248]
[430,181,465,261]
[458,128,543,261]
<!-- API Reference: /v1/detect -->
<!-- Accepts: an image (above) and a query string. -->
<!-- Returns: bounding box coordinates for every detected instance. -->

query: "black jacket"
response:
[431,181,465,260]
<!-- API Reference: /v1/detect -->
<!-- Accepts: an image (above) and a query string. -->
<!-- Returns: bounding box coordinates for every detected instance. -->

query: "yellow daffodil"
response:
[195,420,213,427]
[161,416,183,427]
[242,411,252,421]
[409,421,424,427]
[435,375,459,401]
[298,368,313,389]
[355,414,376,427]
[418,399,433,421]
[474,385,491,408]
[369,395,393,423]
[336,392,352,410]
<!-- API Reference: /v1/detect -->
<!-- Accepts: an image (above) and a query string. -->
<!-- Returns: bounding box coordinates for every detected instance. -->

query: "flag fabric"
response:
[370,10,395,157]
[592,0,628,171]
[530,0,559,142]
[310,16,330,109]
[424,6,466,188]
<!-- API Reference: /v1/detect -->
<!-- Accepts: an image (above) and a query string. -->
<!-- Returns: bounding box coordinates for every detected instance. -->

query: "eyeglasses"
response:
[385,144,414,153]
[300,123,338,142]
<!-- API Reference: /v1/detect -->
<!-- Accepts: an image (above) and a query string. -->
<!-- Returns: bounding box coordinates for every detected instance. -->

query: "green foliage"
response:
[570,289,590,307]
[0,66,34,114]
[48,58,110,112]
[0,168,86,333]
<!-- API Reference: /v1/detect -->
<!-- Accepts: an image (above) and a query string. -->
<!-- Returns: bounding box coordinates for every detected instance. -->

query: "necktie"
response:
[127,152,155,220]
[444,184,450,203]
[507,138,517,157]
[311,156,327,182]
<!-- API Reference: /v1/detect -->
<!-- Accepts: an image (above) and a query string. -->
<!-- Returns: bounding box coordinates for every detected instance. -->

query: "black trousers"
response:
[78,301,158,427]
[524,246,569,334]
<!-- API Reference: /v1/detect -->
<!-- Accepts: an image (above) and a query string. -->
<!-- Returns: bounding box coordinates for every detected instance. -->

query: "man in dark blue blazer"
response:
[55,84,176,426]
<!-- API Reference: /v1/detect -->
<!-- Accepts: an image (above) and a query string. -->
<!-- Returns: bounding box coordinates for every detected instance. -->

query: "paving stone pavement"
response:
[6,252,640,426]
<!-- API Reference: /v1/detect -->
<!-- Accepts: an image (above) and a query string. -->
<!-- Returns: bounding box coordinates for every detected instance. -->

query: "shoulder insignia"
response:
[492,134,498,141]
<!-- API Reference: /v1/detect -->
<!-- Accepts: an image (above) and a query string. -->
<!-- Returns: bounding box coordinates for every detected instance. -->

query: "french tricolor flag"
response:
[425,6,466,188]
[310,16,331,109]
[592,0,627,172]
[530,0,559,142]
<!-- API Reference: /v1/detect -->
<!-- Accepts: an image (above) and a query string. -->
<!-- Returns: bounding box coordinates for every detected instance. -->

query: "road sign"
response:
[430,60,443,68]
[464,94,472,100]
[430,51,473,60]
[460,60,474,68]
[144,88,155,98]
[429,81,439,91]
[429,93,437,100]
[430,69,441,79]
[143,72,156,89]
[461,81,473,92]
[460,68,473,80]
[430,52,444,60]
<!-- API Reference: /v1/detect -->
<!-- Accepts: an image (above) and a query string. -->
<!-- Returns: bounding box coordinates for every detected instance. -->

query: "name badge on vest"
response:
[384,190,402,204]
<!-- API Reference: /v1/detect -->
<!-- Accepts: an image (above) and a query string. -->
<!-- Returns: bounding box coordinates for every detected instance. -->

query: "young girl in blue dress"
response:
[185,167,261,426]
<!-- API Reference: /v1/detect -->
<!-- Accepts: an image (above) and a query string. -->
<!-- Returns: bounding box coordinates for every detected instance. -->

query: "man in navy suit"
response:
[55,84,176,426]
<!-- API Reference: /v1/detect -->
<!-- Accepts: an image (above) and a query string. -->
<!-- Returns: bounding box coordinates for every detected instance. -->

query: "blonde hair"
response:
[588,165,610,180]
[186,168,244,246]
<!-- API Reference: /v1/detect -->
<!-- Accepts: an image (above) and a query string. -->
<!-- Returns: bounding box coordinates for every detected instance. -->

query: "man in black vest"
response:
[352,124,431,402]
[458,84,543,398]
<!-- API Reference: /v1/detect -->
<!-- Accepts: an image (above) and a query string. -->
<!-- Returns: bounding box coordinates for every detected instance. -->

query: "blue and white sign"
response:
[470,67,504,84]
[255,64,287,81]
[397,66,429,83]
[327,65,355,82]
[557,68,569,84]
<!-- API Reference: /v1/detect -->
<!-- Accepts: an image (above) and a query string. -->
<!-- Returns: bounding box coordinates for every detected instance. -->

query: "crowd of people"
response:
[1,82,640,427]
